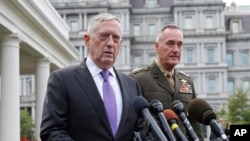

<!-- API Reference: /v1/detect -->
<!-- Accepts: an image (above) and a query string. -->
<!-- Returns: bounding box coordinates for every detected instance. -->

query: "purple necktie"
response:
[101,70,117,136]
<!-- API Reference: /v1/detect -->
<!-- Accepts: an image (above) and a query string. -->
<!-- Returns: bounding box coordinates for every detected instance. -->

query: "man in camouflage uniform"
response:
[130,24,204,141]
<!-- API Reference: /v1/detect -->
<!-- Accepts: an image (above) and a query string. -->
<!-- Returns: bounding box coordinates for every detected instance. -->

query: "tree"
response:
[20,108,35,141]
[227,88,250,124]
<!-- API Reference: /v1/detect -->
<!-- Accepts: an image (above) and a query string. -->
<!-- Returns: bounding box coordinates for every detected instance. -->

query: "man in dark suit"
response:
[40,13,141,141]
[129,24,204,141]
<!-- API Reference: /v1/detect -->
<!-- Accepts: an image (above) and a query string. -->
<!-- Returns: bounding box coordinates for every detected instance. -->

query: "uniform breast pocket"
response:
[180,93,192,103]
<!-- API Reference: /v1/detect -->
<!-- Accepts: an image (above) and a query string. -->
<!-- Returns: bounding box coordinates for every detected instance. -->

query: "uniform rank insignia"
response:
[179,79,193,94]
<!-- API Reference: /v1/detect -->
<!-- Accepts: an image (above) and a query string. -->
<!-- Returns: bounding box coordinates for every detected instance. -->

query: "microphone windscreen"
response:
[171,100,185,114]
[132,96,150,114]
[188,98,216,125]
[164,109,178,121]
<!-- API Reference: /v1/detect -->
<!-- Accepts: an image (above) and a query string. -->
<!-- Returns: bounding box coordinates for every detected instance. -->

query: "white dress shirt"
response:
[86,56,122,128]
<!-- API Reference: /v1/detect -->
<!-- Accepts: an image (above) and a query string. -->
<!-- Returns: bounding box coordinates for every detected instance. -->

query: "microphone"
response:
[150,100,176,141]
[132,96,168,141]
[171,100,200,141]
[188,98,229,141]
[164,109,188,141]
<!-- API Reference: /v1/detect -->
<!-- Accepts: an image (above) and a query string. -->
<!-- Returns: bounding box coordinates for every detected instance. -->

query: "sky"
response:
[223,0,250,6]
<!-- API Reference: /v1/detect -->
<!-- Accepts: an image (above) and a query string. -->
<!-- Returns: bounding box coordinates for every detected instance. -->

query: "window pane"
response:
[206,16,213,28]
[185,17,193,29]
[134,56,141,66]
[50,0,57,3]
[133,25,140,36]
[232,21,239,33]
[70,21,78,32]
[227,81,234,95]
[187,50,193,63]
[207,49,214,63]
[241,52,249,65]
[149,55,155,63]
[147,0,156,8]
[148,24,155,36]
[226,52,233,66]
[208,79,215,92]
[243,80,250,92]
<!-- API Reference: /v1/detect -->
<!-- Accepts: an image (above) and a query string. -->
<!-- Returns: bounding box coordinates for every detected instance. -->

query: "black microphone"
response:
[163,109,188,141]
[171,100,200,141]
[188,98,229,141]
[132,96,168,141]
[150,100,176,141]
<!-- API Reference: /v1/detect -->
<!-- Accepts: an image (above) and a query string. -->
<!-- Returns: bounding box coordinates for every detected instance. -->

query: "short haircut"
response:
[155,24,182,42]
[87,13,122,35]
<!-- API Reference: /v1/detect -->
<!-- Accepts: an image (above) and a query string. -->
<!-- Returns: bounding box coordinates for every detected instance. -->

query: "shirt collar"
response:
[155,59,174,77]
[86,56,116,78]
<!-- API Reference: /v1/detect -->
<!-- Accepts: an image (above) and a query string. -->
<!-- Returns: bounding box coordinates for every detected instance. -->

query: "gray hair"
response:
[155,24,182,42]
[87,13,122,34]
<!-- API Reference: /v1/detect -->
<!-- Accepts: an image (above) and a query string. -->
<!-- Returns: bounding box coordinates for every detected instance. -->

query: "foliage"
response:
[227,88,250,124]
[215,103,228,120]
[20,108,35,140]
[217,88,250,125]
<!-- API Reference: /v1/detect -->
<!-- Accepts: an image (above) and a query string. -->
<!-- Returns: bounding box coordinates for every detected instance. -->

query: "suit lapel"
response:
[74,62,112,135]
[174,70,181,100]
[113,70,129,137]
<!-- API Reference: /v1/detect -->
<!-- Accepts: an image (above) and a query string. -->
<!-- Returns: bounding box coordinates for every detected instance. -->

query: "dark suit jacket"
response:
[129,61,204,141]
[40,61,141,141]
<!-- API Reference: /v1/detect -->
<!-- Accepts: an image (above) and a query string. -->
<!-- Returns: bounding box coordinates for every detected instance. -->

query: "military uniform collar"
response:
[154,59,174,77]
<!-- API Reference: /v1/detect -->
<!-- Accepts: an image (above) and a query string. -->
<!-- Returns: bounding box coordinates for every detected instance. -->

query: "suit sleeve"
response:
[40,71,75,141]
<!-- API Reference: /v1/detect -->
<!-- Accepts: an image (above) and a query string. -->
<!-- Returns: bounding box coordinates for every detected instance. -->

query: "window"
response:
[184,17,193,29]
[186,50,194,63]
[206,73,217,93]
[70,21,78,32]
[227,80,234,95]
[148,54,156,63]
[184,44,196,64]
[148,24,155,36]
[20,75,34,96]
[50,0,57,3]
[226,52,233,66]
[146,0,157,8]
[232,21,240,33]
[109,0,118,2]
[133,55,141,67]
[241,51,249,65]
[205,16,213,29]
[133,25,140,36]
[242,80,250,92]
[207,49,215,63]
[208,78,216,92]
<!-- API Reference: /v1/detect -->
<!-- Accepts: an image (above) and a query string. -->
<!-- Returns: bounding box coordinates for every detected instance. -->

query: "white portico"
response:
[0,0,79,140]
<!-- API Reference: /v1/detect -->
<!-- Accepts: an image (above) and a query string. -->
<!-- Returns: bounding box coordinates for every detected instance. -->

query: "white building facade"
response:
[0,0,78,140]
[1,0,248,140]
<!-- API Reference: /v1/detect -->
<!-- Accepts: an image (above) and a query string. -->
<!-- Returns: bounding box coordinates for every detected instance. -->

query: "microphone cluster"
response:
[132,96,229,141]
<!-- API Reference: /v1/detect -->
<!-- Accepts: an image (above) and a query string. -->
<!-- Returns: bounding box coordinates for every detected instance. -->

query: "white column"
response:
[126,12,129,31]
[84,46,88,58]
[79,13,82,31]
[197,10,200,28]
[174,11,178,25]
[0,34,21,141]
[199,10,203,28]
[84,14,87,31]
[121,13,125,32]
[35,58,50,141]
[216,10,220,28]
[79,46,83,61]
